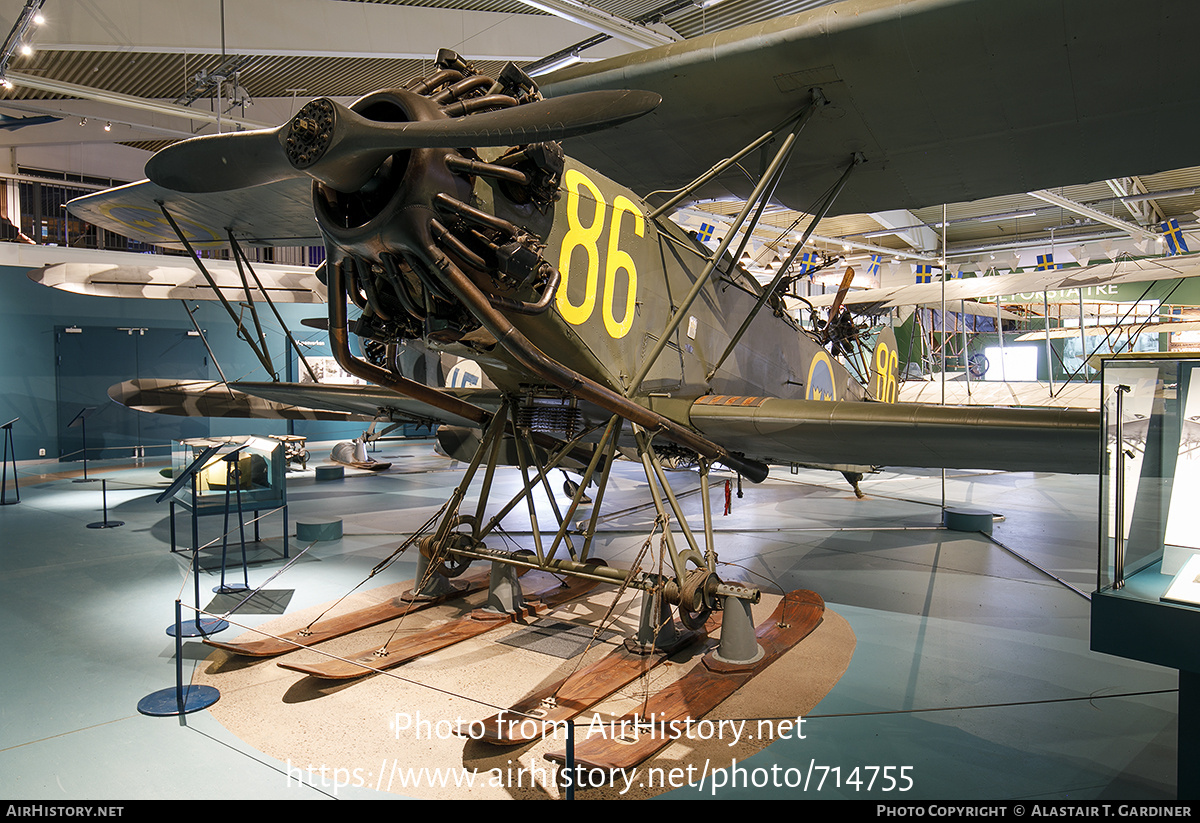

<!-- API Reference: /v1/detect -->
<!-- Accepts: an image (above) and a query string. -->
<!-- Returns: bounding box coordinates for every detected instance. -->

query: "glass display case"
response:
[166,436,290,558]
[1093,354,1200,673]
[1093,353,1200,797]
[170,436,286,515]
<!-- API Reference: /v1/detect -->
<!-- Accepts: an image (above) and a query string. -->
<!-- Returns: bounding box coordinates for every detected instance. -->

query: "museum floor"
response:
[0,440,1178,800]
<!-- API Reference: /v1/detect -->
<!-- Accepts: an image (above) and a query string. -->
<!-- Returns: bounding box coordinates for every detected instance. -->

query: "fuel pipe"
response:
[430,245,771,483]
[327,258,493,428]
[326,258,596,466]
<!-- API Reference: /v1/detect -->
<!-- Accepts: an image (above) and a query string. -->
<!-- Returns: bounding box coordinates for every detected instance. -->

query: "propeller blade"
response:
[401,89,663,147]
[827,266,856,321]
[296,89,662,192]
[147,89,661,195]
[145,127,292,193]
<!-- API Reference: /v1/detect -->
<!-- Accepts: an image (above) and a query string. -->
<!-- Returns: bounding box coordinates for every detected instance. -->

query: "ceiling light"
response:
[860,227,899,239]
[103,121,111,132]
[19,43,32,56]
[32,12,43,25]
[78,117,86,126]
[979,210,1039,223]
[1119,187,1196,204]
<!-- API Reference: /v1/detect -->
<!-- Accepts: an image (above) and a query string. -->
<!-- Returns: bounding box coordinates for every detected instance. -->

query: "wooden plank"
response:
[203,568,492,658]
[544,589,824,772]
[278,574,600,681]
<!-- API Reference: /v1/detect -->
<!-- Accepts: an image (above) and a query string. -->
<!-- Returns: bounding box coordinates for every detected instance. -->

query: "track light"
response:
[78,117,86,126]
[103,121,111,132]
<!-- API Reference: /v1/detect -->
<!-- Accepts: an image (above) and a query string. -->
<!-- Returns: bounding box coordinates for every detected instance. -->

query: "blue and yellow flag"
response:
[866,254,882,279]
[915,263,935,283]
[796,251,817,279]
[1162,218,1188,256]
[697,222,716,243]
[1035,253,1059,271]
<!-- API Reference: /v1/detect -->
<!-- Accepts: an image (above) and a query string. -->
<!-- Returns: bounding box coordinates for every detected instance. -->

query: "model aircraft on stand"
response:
[43,0,1200,772]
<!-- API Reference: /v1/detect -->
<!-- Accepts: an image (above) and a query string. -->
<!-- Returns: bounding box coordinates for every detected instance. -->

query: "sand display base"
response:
[195,577,855,799]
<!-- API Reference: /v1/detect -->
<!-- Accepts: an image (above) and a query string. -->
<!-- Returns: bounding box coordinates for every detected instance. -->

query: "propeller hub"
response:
[285,99,335,169]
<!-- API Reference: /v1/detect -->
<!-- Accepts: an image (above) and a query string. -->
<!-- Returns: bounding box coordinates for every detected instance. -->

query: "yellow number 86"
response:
[557,169,642,340]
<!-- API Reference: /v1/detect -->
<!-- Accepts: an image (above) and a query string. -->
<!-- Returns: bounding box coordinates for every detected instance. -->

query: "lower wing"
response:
[109,378,498,429]
[688,396,1099,474]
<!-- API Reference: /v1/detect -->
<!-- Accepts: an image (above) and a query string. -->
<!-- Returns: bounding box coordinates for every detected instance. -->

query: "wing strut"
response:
[226,232,320,383]
[156,202,278,380]
[706,153,863,380]
[179,300,236,401]
[627,92,825,397]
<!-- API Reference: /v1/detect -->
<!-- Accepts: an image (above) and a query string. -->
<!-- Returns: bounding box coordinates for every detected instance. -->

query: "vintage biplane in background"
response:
[37,0,1200,694]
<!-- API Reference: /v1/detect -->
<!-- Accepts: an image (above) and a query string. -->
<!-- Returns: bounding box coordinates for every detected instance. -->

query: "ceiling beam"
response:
[1105,176,1166,226]
[3,70,269,129]
[1026,189,1159,243]
[864,209,940,251]
[18,0,634,62]
[511,0,677,48]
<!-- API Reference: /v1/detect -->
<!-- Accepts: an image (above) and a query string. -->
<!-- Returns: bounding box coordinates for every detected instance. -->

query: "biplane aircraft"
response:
[36,0,1200,746]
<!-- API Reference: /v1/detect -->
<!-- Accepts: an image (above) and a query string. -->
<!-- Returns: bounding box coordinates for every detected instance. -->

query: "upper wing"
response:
[805,254,1200,310]
[543,0,1200,217]
[66,178,321,249]
[30,257,325,303]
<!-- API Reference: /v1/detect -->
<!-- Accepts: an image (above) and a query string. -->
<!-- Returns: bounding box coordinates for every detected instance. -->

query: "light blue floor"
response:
[0,445,1178,800]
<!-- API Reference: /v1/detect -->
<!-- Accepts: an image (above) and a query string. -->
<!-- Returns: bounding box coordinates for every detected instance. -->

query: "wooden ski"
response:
[476,614,717,745]
[203,568,492,658]
[476,643,677,745]
[544,589,824,772]
[278,573,600,681]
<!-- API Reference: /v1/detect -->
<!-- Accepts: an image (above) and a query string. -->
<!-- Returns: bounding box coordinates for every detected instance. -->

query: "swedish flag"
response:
[1036,253,1059,271]
[796,251,817,279]
[866,254,881,278]
[915,263,934,284]
[1162,218,1188,256]
[697,222,715,243]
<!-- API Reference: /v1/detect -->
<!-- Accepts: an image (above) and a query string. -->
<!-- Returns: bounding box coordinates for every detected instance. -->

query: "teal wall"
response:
[0,263,368,462]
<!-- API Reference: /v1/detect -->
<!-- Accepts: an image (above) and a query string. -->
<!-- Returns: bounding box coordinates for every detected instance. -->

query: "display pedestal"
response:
[1,418,17,505]
[1092,570,1200,799]
[138,600,220,716]
[67,406,98,483]
[85,478,124,529]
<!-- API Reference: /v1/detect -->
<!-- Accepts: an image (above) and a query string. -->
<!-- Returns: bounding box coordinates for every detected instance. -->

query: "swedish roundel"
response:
[806,351,837,402]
